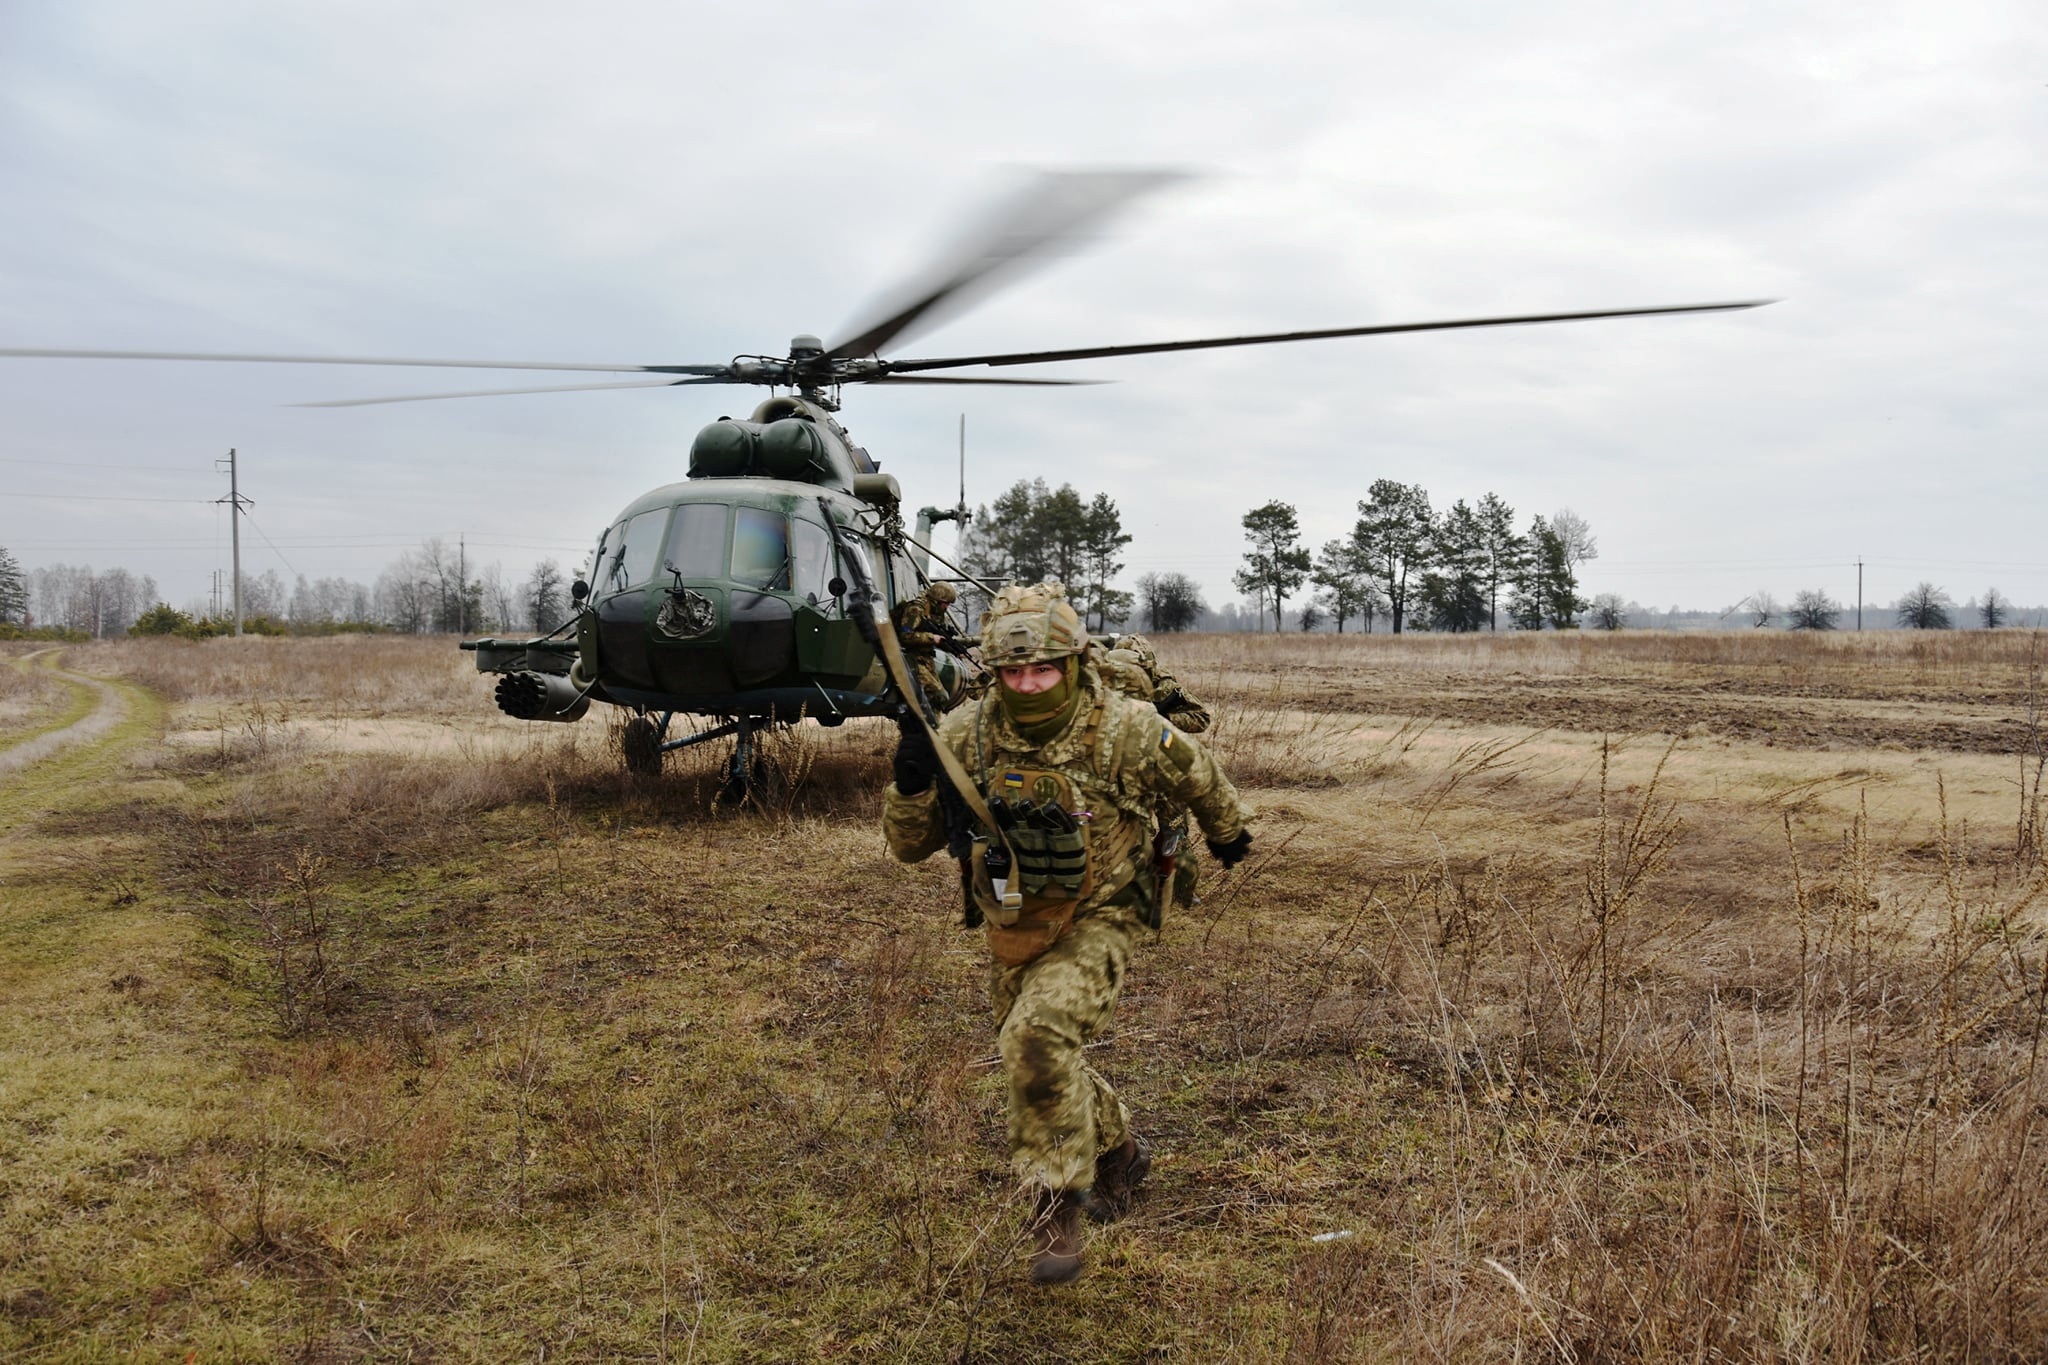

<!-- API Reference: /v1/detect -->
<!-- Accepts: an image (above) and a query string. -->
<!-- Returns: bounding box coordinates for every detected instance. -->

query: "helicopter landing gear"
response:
[621,711,671,777]
[719,715,763,806]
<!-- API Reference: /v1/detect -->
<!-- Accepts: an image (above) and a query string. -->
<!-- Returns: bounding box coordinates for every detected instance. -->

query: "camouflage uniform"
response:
[1106,633,1211,734]
[1099,633,1215,907]
[892,581,964,714]
[883,586,1250,1196]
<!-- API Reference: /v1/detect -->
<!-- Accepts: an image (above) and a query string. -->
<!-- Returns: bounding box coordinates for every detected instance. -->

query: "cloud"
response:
[1,0,2042,617]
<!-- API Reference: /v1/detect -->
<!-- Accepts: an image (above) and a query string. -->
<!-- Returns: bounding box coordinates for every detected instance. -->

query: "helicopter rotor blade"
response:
[290,376,742,408]
[0,346,728,374]
[823,169,1187,364]
[861,374,1105,386]
[880,300,1776,373]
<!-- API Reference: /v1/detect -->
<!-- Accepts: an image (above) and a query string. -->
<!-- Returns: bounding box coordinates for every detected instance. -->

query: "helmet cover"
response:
[979,581,1088,666]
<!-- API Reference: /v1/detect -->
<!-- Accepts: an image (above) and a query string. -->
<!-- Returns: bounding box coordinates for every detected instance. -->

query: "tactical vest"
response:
[966,686,1153,965]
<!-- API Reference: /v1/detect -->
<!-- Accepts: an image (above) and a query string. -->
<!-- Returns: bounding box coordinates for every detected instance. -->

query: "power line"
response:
[240,510,302,580]
[6,492,213,504]
[0,455,217,473]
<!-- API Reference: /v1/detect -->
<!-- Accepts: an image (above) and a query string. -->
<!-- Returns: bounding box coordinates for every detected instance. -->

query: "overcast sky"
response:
[3,1,2043,621]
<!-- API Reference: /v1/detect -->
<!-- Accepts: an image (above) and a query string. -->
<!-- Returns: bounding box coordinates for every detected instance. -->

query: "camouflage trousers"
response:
[988,904,1140,1191]
[911,657,949,716]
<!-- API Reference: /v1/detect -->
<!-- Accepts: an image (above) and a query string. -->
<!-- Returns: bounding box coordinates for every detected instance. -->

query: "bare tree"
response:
[523,559,568,631]
[1981,587,2009,629]
[1589,593,1627,630]
[243,569,287,621]
[1742,590,1779,629]
[1135,572,1205,633]
[479,563,516,632]
[1895,582,1954,630]
[1787,588,1841,631]
[1550,507,1598,570]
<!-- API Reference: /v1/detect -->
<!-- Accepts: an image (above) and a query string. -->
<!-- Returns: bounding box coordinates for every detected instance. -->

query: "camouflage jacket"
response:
[892,590,959,654]
[883,666,1250,916]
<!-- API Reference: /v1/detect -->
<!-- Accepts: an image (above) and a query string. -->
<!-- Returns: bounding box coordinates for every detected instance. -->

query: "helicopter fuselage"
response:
[464,395,964,733]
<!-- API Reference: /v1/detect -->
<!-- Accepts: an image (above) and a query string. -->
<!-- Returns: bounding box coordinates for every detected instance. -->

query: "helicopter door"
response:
[792,514,868,681]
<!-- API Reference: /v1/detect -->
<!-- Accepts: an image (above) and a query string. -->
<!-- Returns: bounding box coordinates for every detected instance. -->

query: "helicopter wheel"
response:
[719,750,756,806]
[622,713,666,777]
[716,717,788,808]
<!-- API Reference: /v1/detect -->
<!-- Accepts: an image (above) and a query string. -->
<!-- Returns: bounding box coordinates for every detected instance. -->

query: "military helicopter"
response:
[1,172,1769,800]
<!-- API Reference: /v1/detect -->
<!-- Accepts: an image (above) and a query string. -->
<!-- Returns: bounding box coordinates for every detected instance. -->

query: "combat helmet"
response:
[926,581,959,607]
[980,581,1088,665]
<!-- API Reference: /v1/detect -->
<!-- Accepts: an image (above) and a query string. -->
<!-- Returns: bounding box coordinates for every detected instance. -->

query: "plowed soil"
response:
[1197,656,2040,753]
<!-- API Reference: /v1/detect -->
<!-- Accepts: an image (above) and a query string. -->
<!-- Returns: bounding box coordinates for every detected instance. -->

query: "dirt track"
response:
[0,650,132,780]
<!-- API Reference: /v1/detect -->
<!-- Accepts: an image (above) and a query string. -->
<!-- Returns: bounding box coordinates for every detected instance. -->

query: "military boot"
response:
[1028,1187,1094,1285]
[1090,1134,1153,1223]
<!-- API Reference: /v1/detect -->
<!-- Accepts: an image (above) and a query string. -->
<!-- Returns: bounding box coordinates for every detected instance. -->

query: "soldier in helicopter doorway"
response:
[881,582,1253,1284]
[892,579,971,714]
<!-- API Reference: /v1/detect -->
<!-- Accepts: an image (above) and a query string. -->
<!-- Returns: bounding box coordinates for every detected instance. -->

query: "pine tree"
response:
[1077,493,1132,629]
[1311,539,1378,633]
[1232,501,1311,632]
[0,545,27,625]
[1508,516,1583,629]
[1475,492,1525,631]
[1350,480,1434,634]
[1417,499,1489,632]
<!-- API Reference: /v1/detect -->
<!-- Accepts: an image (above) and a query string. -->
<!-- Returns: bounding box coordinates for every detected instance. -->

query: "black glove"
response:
[1205,830,1253,868]
[892,723,937,795]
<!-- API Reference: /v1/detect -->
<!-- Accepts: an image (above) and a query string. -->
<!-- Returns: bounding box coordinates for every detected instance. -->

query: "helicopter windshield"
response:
[603,506,672,593]
[731,507,790,591]
[660,502,727,581]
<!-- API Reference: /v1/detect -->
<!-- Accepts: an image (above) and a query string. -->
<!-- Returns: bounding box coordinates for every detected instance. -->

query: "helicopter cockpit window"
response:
[731,507,791,591]
[605,506,672,592]
[586,525,615,587]
[790,517,834,605]
[660,502,727,581]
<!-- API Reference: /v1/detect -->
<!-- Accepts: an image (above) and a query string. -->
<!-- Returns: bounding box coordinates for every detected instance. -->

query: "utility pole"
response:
[459,535,467,634]
[1856,559,1863,632]
[214,448,252,636]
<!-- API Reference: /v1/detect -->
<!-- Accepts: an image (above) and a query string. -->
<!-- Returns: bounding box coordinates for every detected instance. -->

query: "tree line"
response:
[0,539,576,638]
[1231,484,1597,633]
[957,480,1133,629]
[1736,583,2022,631]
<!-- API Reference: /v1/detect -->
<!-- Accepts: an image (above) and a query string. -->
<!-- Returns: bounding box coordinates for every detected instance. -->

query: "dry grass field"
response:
[3,629,2046,1361]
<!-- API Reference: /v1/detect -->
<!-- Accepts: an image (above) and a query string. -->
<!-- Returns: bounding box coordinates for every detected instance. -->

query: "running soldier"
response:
[1097,632,1216,908]
[882,582,1253,1284]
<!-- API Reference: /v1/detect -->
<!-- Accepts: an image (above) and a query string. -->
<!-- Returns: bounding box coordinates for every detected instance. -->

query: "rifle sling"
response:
[862,596,1024,918]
